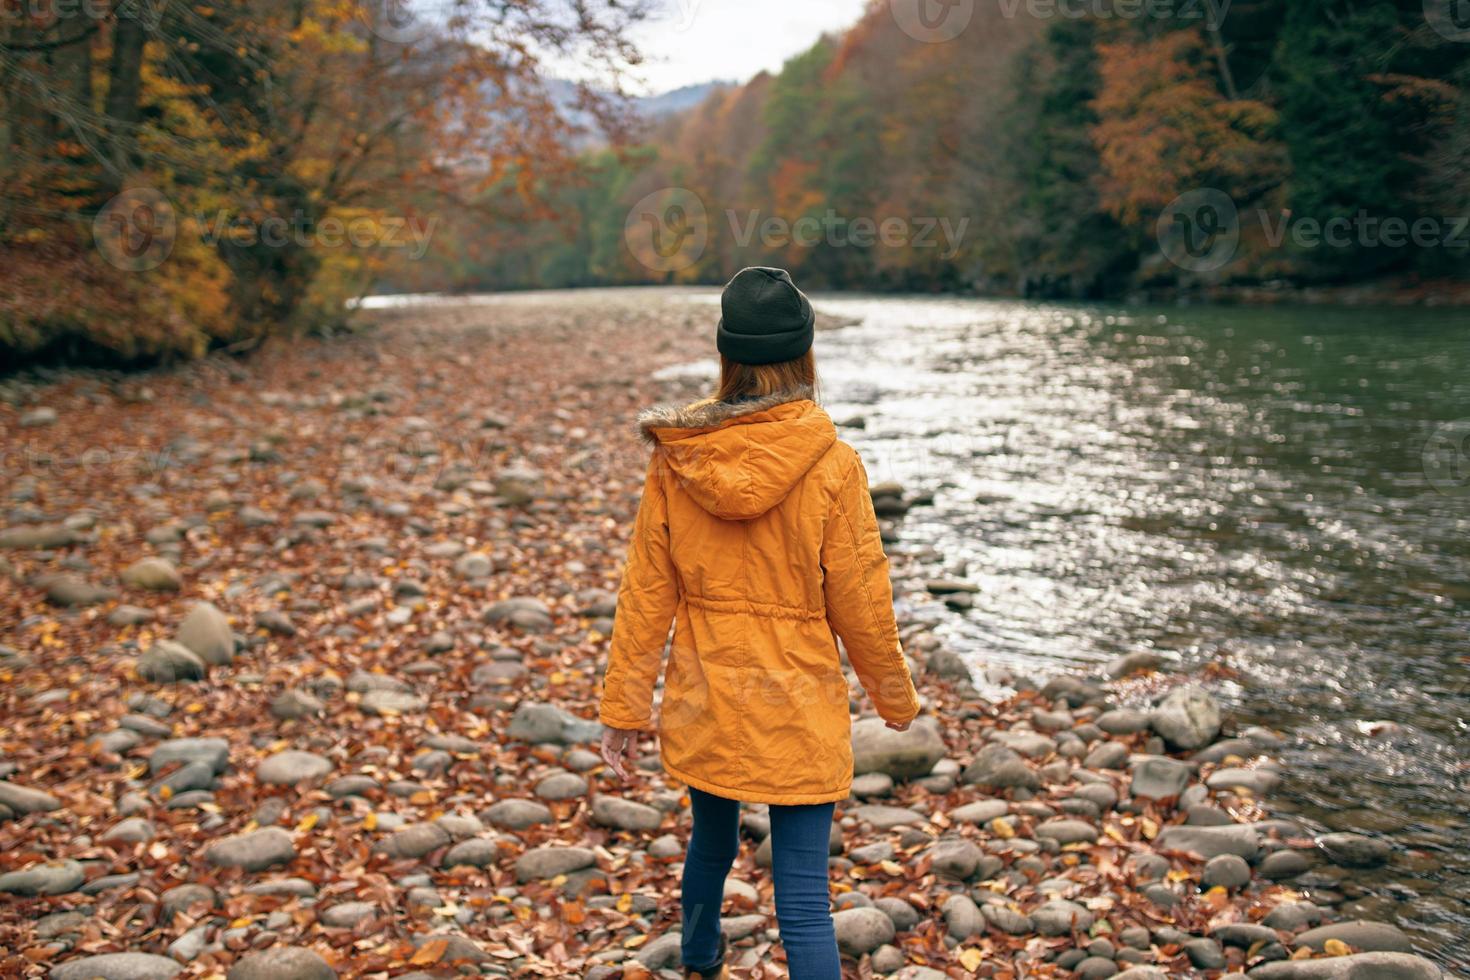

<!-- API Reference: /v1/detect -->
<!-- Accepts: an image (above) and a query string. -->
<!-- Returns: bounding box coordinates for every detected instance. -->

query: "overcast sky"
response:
[626,0,871,94]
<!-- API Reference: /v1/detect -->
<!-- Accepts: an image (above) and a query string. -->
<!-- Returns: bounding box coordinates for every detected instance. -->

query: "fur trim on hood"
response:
[637,385,815,444]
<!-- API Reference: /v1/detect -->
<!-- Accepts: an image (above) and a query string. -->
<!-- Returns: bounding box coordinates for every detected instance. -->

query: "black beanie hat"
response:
[716,267,815,365]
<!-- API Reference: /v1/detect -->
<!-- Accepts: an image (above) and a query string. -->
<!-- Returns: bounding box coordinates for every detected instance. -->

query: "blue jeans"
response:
[681,787,840,979]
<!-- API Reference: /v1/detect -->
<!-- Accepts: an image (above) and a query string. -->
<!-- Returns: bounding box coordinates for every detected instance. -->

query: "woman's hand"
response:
[600,726,640,780]
[885,719,912,732]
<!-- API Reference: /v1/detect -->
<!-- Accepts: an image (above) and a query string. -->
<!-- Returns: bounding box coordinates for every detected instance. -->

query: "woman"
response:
[599,267,921,979]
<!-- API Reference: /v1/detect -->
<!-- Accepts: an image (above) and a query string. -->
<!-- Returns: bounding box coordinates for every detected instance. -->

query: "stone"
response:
[1292,920,1414,953]
[1076,958,1120,979]
[1130,756,1193,800]
[875,896,921,932]
[853,804,925,830]
[39,574,114,606]
[109,605,155,626]
[204,828,296,871]
[0,780,61,814]
[122,557,182,591]
[949,799,1010,824]
[1202,853,1252,890]
[1317,832,1393,868]
[940,894,983,939]
[137,640,207,683]
[535,771,588,800]
[101,817,156,844]
[483,596,554,632]
[981,903,1033,935]
[506,701,601,744]
[832,906,895,956]
[1150,685,1222,750]
[0,524,78,549]
[442,838,499,868]
[1246,953,1442,980]
[635,934,682,971]
[1207,766,1280,796]
[150,737,230,774]
[175,602,235,665]
[454,552,494,579]
[515,845,596,882]
[1156,824,1261,861]
[50,954,183,980]
[257,750,333,785]
[360,689,426,715]
[1213,923,1283,948]
[1097,708,1152,735]
[226,948,336,980]
[0,859,85,896]
[271,689,324,720]
[1036,818,1098,845]
[851,772,894,797]
[1084,741,1129,770]
[927,838,984,879]
[850,716,945,779]
[481,798,553,830]
[1032,899,1094,936]
[1184,938,1227,970]
[1260,849,1313,879]
[960,743,1039,790]
[321,901,376,928]
[591,795,663,832]
[378,823,450,859]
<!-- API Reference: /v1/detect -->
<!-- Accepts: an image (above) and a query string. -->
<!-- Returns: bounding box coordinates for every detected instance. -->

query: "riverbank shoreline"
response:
[0,292,1455,978]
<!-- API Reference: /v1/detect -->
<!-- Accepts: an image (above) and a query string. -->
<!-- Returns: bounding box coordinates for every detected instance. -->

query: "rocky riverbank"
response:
[0,291,1451,978]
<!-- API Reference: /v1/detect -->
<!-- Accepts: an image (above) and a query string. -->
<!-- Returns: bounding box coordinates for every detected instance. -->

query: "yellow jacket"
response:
[599,387,920,804]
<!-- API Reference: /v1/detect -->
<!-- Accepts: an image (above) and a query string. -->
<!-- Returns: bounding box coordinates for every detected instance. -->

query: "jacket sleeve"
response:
[821,453,921,725]
[599,451,679,731]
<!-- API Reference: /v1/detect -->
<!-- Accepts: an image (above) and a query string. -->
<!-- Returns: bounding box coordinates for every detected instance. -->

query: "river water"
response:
[786,295,1468,971]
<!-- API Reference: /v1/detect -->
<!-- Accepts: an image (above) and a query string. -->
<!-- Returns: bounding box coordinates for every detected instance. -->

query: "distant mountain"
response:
[539,78,730,143]
[634,82,730,118]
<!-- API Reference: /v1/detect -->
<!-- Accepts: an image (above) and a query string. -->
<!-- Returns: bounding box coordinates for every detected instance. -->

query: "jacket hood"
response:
[639,386,836,520]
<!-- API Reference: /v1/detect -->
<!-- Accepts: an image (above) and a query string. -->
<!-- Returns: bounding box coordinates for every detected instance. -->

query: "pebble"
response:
[174,601,235,665]
[225,947,336,980]
[257,750,334,785]
[1129,756,1192,800]
[1317,832,1393,868]
[1155,824,1261,861]
[0,859,85,896]
[204,828,296,871]
[137,641,207,683]
[481,798,554,830]
[1202,853,1252,890]
[850,716,946,779]
[505,702,601,744]
[535,771,589,800]
[832,906,895,956]
[1150,685,1222,749]
[50,953,183,979]
[121,557,183,591]
[0,780,61,814]
[360,689,427,715]
[515,845,595,882]
[592,795,663,832]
